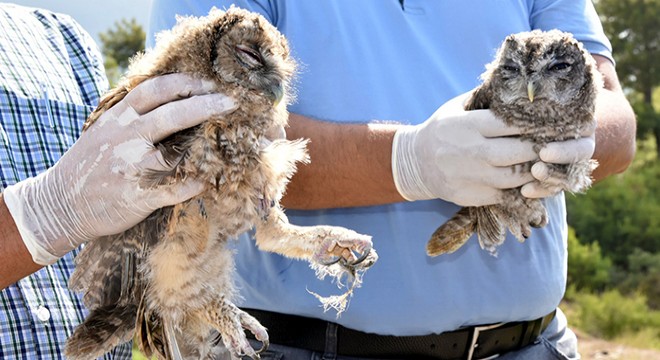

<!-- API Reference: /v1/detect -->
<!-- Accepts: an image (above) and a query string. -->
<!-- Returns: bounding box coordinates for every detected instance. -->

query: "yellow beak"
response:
[527,81,535,103]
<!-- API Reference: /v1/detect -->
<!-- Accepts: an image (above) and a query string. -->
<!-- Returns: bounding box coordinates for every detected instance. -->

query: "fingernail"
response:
[209,95,237,112]
[200,79,217,93]
[531,162,549,180]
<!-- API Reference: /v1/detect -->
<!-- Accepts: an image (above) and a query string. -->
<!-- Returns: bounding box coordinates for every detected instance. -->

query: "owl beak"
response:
[527,81,535,103]
[267,83,284,107]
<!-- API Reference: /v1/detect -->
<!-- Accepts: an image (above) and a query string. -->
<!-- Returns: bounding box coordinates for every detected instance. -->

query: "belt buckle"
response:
[466,322,504,360]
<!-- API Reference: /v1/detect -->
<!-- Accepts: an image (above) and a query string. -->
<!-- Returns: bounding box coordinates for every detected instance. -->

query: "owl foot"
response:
[206,298,269,360]
[535,160,598,194]
[317,235,376,268]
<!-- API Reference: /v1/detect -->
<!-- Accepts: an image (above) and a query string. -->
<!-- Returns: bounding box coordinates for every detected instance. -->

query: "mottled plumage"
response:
[65,7,376,360]
[427,30,600,257]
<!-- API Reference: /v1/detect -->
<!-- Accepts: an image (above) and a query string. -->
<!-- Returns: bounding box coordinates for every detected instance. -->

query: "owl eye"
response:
[501,64,520,72]
[235,44,264,69]
[548,62,571,71]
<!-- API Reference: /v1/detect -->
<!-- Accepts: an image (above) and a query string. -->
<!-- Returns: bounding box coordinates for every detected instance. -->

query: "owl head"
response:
[147,6,296,109]
[483,29,600,107]
[205,7,296,107]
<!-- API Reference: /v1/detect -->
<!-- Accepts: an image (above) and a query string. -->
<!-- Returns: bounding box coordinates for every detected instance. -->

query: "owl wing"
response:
[66,210,169,360]
[426,207,476,256]
[465,84,491,111]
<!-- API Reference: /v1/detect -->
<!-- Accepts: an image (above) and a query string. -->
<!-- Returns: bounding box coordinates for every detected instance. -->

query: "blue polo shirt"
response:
[148,0,612,336]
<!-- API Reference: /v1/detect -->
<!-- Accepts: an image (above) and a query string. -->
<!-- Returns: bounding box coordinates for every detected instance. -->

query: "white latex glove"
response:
[392,93,538,207]
[3,73,237,265]
[521,122,596,198]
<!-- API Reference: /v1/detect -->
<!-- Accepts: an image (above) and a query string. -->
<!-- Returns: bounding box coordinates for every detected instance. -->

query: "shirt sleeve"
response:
[531,0,613,62]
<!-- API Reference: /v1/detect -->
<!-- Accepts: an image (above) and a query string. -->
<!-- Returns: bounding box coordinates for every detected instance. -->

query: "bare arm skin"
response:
[282,117,404,209]
[0,194,42,289]
[590,54,636,182]
[282,54,636,210]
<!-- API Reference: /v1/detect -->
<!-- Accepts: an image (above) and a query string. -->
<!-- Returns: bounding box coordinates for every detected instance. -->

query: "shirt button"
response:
[36,306,51,322]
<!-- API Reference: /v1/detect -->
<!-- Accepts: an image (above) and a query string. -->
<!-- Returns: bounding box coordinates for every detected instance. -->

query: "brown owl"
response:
[426,30,600,257]
[64,7,377,360]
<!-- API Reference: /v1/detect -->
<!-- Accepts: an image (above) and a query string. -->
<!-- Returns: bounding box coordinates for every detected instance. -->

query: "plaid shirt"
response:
[0,4,131,359]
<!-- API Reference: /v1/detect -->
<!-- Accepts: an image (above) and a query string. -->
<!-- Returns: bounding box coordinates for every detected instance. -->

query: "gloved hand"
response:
[392,93,538,207]
[521,122,596,198]
[3,73,237,265]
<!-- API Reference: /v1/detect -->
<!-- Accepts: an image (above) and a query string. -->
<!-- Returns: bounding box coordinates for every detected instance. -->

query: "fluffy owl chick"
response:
[64,7,377,360]
[427,30,600,257]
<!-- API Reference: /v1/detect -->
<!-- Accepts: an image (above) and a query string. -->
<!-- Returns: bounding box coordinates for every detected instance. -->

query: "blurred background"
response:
[8,1,660,359]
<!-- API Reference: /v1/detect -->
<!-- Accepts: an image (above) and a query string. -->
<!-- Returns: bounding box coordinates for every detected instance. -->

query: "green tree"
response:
[566,227,613,291]
[99,18,145,86]
[567,137,660,267]
[595,0,660,154]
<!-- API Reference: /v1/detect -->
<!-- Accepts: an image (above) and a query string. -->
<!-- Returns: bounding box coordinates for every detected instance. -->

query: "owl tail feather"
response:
[64,304,137,360]
[474,205,507,256]
[426,207,476,256]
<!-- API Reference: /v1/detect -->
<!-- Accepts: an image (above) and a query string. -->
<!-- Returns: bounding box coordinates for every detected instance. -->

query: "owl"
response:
[426,30,600,257]
[64,7,377,360]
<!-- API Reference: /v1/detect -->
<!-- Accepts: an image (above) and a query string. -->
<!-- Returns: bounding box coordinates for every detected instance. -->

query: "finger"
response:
[521,181,560,198]
[539,137,595,164]
[147,178,206,209]
[473,110,524,137]
[457,187,504,207]
[483,138,538,166]
[124,73,219,114]
[531,162,550,182]
[139,93,237,143]
[138,146,181,173]
[485,165,535,189]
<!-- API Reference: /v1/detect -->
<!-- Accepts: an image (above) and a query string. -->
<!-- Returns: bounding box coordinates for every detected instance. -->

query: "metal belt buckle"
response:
[466,322,504,360]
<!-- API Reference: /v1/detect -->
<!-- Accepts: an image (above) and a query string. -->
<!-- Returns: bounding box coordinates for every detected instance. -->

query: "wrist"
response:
[391,125,435,201]
[3,173,83,265]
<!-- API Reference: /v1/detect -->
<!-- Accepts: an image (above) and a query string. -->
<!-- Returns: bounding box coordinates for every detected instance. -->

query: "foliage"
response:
[99,18,145,86]
[566,136,660,267]
[617,249,660,309]
[564,289,660,342]
[595,0,660,152]
[566,227,612,291]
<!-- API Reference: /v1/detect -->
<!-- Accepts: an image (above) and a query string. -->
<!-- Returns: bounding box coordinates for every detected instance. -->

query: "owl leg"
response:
[201,297,268,360]
[499,190,548,242]
[536,159,598,194]
[254,206,377,314]
[255,206,377,270]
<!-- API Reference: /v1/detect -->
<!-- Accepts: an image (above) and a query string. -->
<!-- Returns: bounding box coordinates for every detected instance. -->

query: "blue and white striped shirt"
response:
[0,4,131,358]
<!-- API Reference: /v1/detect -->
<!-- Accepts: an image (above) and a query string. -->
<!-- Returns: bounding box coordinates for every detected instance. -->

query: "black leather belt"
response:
[244,308,556,360]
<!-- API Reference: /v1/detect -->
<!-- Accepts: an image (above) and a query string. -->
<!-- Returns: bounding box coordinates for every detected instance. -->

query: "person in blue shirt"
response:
[149,2,636,359]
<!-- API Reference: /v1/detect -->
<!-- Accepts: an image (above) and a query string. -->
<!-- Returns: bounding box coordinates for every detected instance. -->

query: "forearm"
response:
[0,193,42,289]
[591,55,637,182]
[281,114,405,210]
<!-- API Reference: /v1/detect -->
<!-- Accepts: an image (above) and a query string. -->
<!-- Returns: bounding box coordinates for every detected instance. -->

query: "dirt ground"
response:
[576,330,660,360]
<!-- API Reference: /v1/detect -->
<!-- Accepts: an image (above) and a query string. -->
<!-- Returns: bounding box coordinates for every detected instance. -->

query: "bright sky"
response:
[8,0,152,44]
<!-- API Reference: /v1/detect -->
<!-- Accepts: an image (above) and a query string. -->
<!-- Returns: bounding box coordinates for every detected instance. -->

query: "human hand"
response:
[521,123,597,198]
[2,73,237,265]
[392,93,538,207]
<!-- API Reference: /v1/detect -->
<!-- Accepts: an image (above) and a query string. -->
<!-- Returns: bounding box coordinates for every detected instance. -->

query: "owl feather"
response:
[427,30,600,257]
[65,7,377,360]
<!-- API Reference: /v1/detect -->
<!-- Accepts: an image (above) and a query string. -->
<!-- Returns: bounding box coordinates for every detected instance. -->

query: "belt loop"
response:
[322,321,339,360]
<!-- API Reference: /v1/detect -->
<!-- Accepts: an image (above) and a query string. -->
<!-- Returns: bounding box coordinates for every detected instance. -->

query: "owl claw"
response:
[256,339,269,355]
[316,236,376,270]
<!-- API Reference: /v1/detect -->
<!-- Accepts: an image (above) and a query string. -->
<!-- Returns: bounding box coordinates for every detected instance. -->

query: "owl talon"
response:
[320,255,342,266]
[346,244,374,267]
[256,339,269,354]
